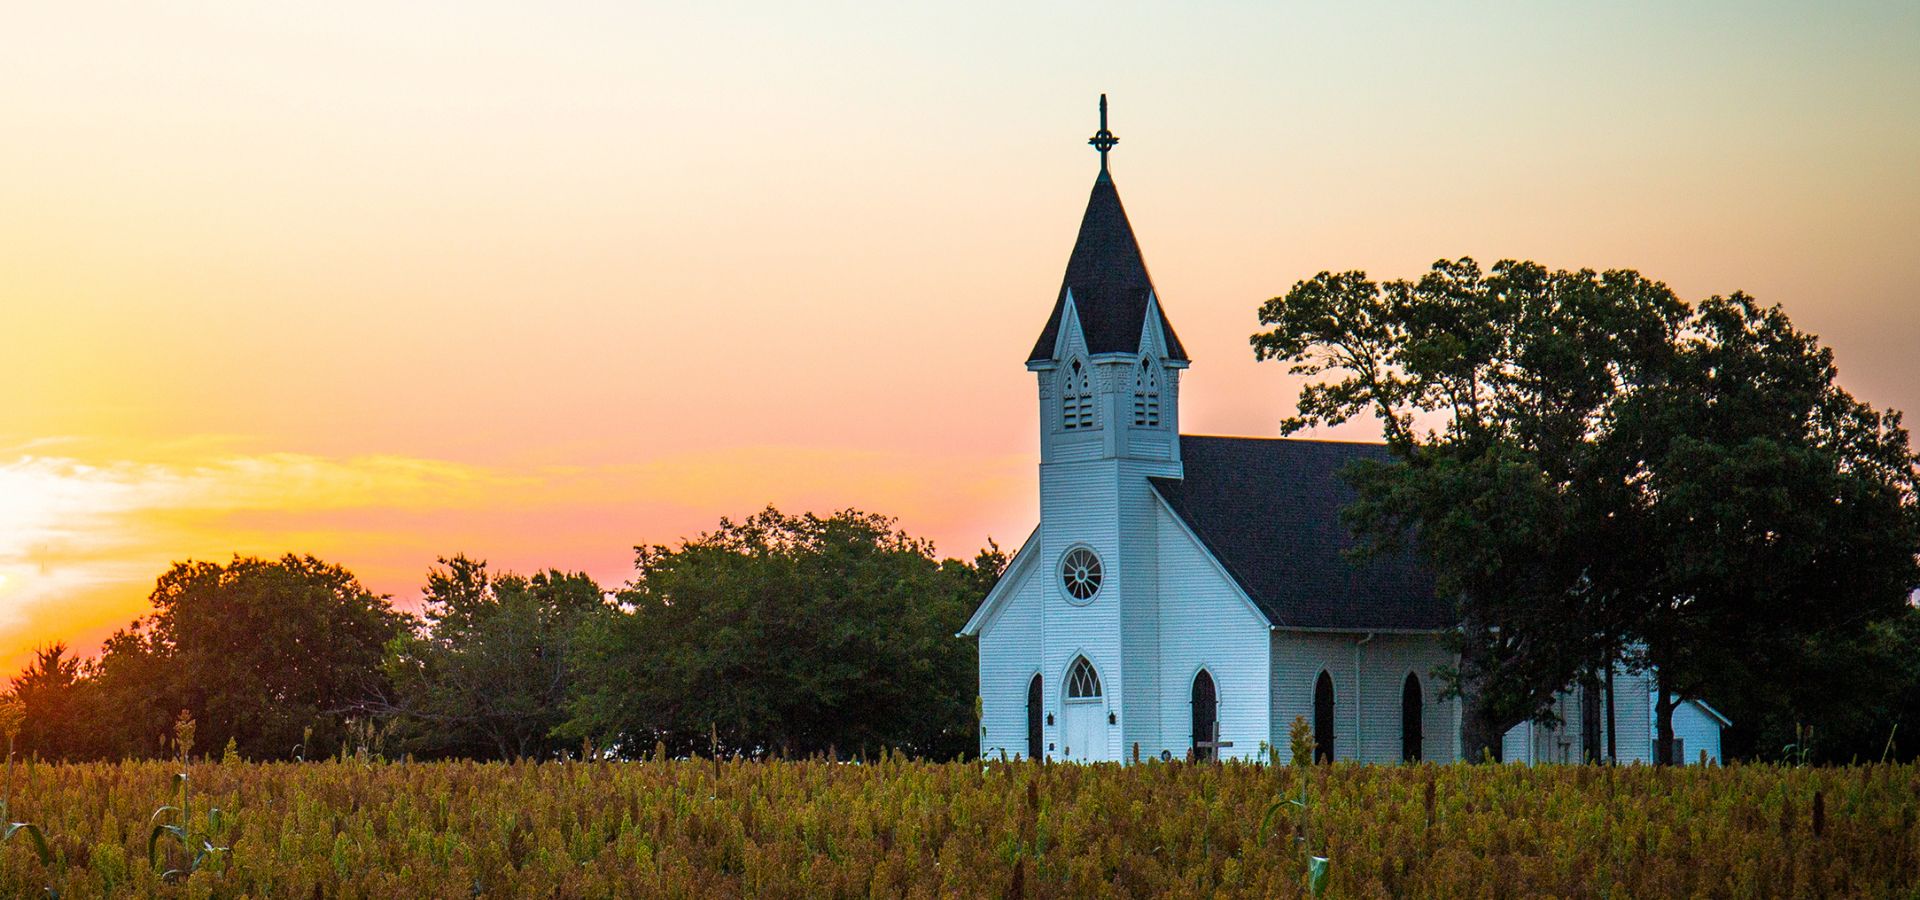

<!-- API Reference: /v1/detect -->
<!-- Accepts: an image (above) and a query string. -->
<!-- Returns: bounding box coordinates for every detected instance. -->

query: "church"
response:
[960,99,1706,765]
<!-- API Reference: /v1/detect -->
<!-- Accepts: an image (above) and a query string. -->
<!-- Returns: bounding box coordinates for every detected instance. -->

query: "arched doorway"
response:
[1401,673,1423,762]
[1061,655,1105,762]
[1313,670,1335,763]
[1026,674,1044,761]
[1191,669,1218,761]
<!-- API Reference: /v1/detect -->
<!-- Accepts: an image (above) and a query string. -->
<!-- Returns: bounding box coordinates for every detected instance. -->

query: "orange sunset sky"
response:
[4,2,1918,675]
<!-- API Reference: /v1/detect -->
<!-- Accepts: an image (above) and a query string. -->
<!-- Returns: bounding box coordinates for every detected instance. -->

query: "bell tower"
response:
[1027,95,1189,467]
[1023,96,1188,761]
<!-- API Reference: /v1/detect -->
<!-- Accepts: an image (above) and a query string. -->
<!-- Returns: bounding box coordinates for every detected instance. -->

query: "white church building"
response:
[961,100,1719,765]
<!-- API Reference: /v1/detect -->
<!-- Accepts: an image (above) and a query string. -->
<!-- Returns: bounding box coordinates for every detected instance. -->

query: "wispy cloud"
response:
[0,440,1024,677]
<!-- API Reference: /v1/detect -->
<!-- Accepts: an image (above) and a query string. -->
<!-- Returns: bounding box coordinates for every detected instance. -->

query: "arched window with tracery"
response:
[1066,656,1102,698]
[1132,357,1160,426]
[1061,358,1094,429]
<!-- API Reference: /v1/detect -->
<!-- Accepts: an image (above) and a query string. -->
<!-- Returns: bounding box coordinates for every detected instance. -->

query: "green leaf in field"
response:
[5,822,53,866]
[1257,799,1285,847]
[148,823,186,868]
[1309,856,1330,897]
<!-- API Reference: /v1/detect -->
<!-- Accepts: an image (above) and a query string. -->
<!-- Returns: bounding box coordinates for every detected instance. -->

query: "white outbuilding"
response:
[1650,694,1731,765]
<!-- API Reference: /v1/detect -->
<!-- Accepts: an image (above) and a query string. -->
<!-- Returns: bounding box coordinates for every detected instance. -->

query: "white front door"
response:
[1062,700,1105,761]
[1060,655,1108,762]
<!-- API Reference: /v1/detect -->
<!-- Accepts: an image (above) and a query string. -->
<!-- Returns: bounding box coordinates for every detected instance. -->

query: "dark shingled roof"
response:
[1027,172,1188,363]
[1149,436,1454,631]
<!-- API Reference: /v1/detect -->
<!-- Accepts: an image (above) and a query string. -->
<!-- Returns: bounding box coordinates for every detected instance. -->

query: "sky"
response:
[3,1,1917,675]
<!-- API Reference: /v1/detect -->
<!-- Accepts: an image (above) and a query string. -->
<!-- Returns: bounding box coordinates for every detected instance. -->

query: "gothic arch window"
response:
[1401,673,1424,762]
[1065,656,1102,699]
[1191,669,1218,762]
[1026,674,1044,761]
[1313,670,1336,763]
[1061,358,1094,430]
[1132,356,1160,427]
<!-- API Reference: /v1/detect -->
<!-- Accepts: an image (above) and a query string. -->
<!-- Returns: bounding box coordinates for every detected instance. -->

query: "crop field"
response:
[1,757,1917,898]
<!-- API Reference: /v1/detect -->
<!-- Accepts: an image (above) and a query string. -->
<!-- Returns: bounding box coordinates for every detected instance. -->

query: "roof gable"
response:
[958,526,1040,637]
[1149,436,1453,631]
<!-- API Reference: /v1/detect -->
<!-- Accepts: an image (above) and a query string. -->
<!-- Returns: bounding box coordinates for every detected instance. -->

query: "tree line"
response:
[1253,258,1920,763]
[9,258,1917,766]
[4,508,1000,762]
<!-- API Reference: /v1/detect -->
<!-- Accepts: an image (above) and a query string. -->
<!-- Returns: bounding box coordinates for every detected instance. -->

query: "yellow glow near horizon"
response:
[2,1,1917,676]
[0,440,1031,674]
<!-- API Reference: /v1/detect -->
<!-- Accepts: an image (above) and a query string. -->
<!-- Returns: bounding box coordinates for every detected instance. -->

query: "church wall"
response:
[1037,458,1126,762]
[1270,633,1358,762]
[1504,691,1585,765]
[1352,634,1457,764]
[1612,667,1654,763]
[1116,462,1170,757]
[1151,500,1267,762]
[975,550,1046,761]
[1270,631,1457,763]
[1497,663,1659,764]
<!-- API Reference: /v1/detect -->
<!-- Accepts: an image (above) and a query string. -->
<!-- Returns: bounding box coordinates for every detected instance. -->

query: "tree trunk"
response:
[1460,703,1504,763]
[1456,644,1505,763]
[1450,615,1513,763]
[1580,667,1603,764]
[1653,667,1676,766]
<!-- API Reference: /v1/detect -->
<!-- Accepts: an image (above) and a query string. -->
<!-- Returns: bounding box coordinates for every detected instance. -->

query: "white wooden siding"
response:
[1611,666,1654,763]
[1116,460,1167,756]
[1498,664,1658,764]
[1151,500,1268,761]
[1269,632,1457,764]
[975,561,1044,760]
[1037,458,1126,762]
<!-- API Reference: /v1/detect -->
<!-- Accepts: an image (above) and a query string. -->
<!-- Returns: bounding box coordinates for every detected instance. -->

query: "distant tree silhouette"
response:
[89,554,408,759]
[376,556,603,760]
[561,508,996,760]
[2,644,95,760]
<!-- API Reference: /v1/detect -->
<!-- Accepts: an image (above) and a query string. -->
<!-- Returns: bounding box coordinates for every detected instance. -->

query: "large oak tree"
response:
[1254,259,1919,761]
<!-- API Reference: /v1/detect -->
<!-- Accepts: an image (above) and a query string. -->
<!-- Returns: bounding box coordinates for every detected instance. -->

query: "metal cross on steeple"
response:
[1088,93,1119,172]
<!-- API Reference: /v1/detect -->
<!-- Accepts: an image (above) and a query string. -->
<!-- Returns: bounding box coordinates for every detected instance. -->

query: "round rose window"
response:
[1060,547,1103,603]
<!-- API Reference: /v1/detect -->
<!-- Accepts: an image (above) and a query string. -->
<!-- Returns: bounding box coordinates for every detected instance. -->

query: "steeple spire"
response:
[1088,94,1118,175]
[1026,97,1188,365]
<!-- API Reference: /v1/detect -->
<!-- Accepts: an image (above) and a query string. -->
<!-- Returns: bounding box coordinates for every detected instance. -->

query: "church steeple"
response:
[1027,96,1188,365]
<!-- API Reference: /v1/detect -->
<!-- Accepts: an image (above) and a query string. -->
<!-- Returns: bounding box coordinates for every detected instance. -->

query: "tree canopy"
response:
[6,509,1003,763]
[4,644,91,760]
[561,507,998,760]
[378,556,605,760]
[91,554,408,759]
[1254,258,1920,761]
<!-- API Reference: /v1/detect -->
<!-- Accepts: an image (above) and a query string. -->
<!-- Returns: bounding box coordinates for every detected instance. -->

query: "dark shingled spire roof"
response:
[1027,173,1188,363]
[1150,436,1453,631]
